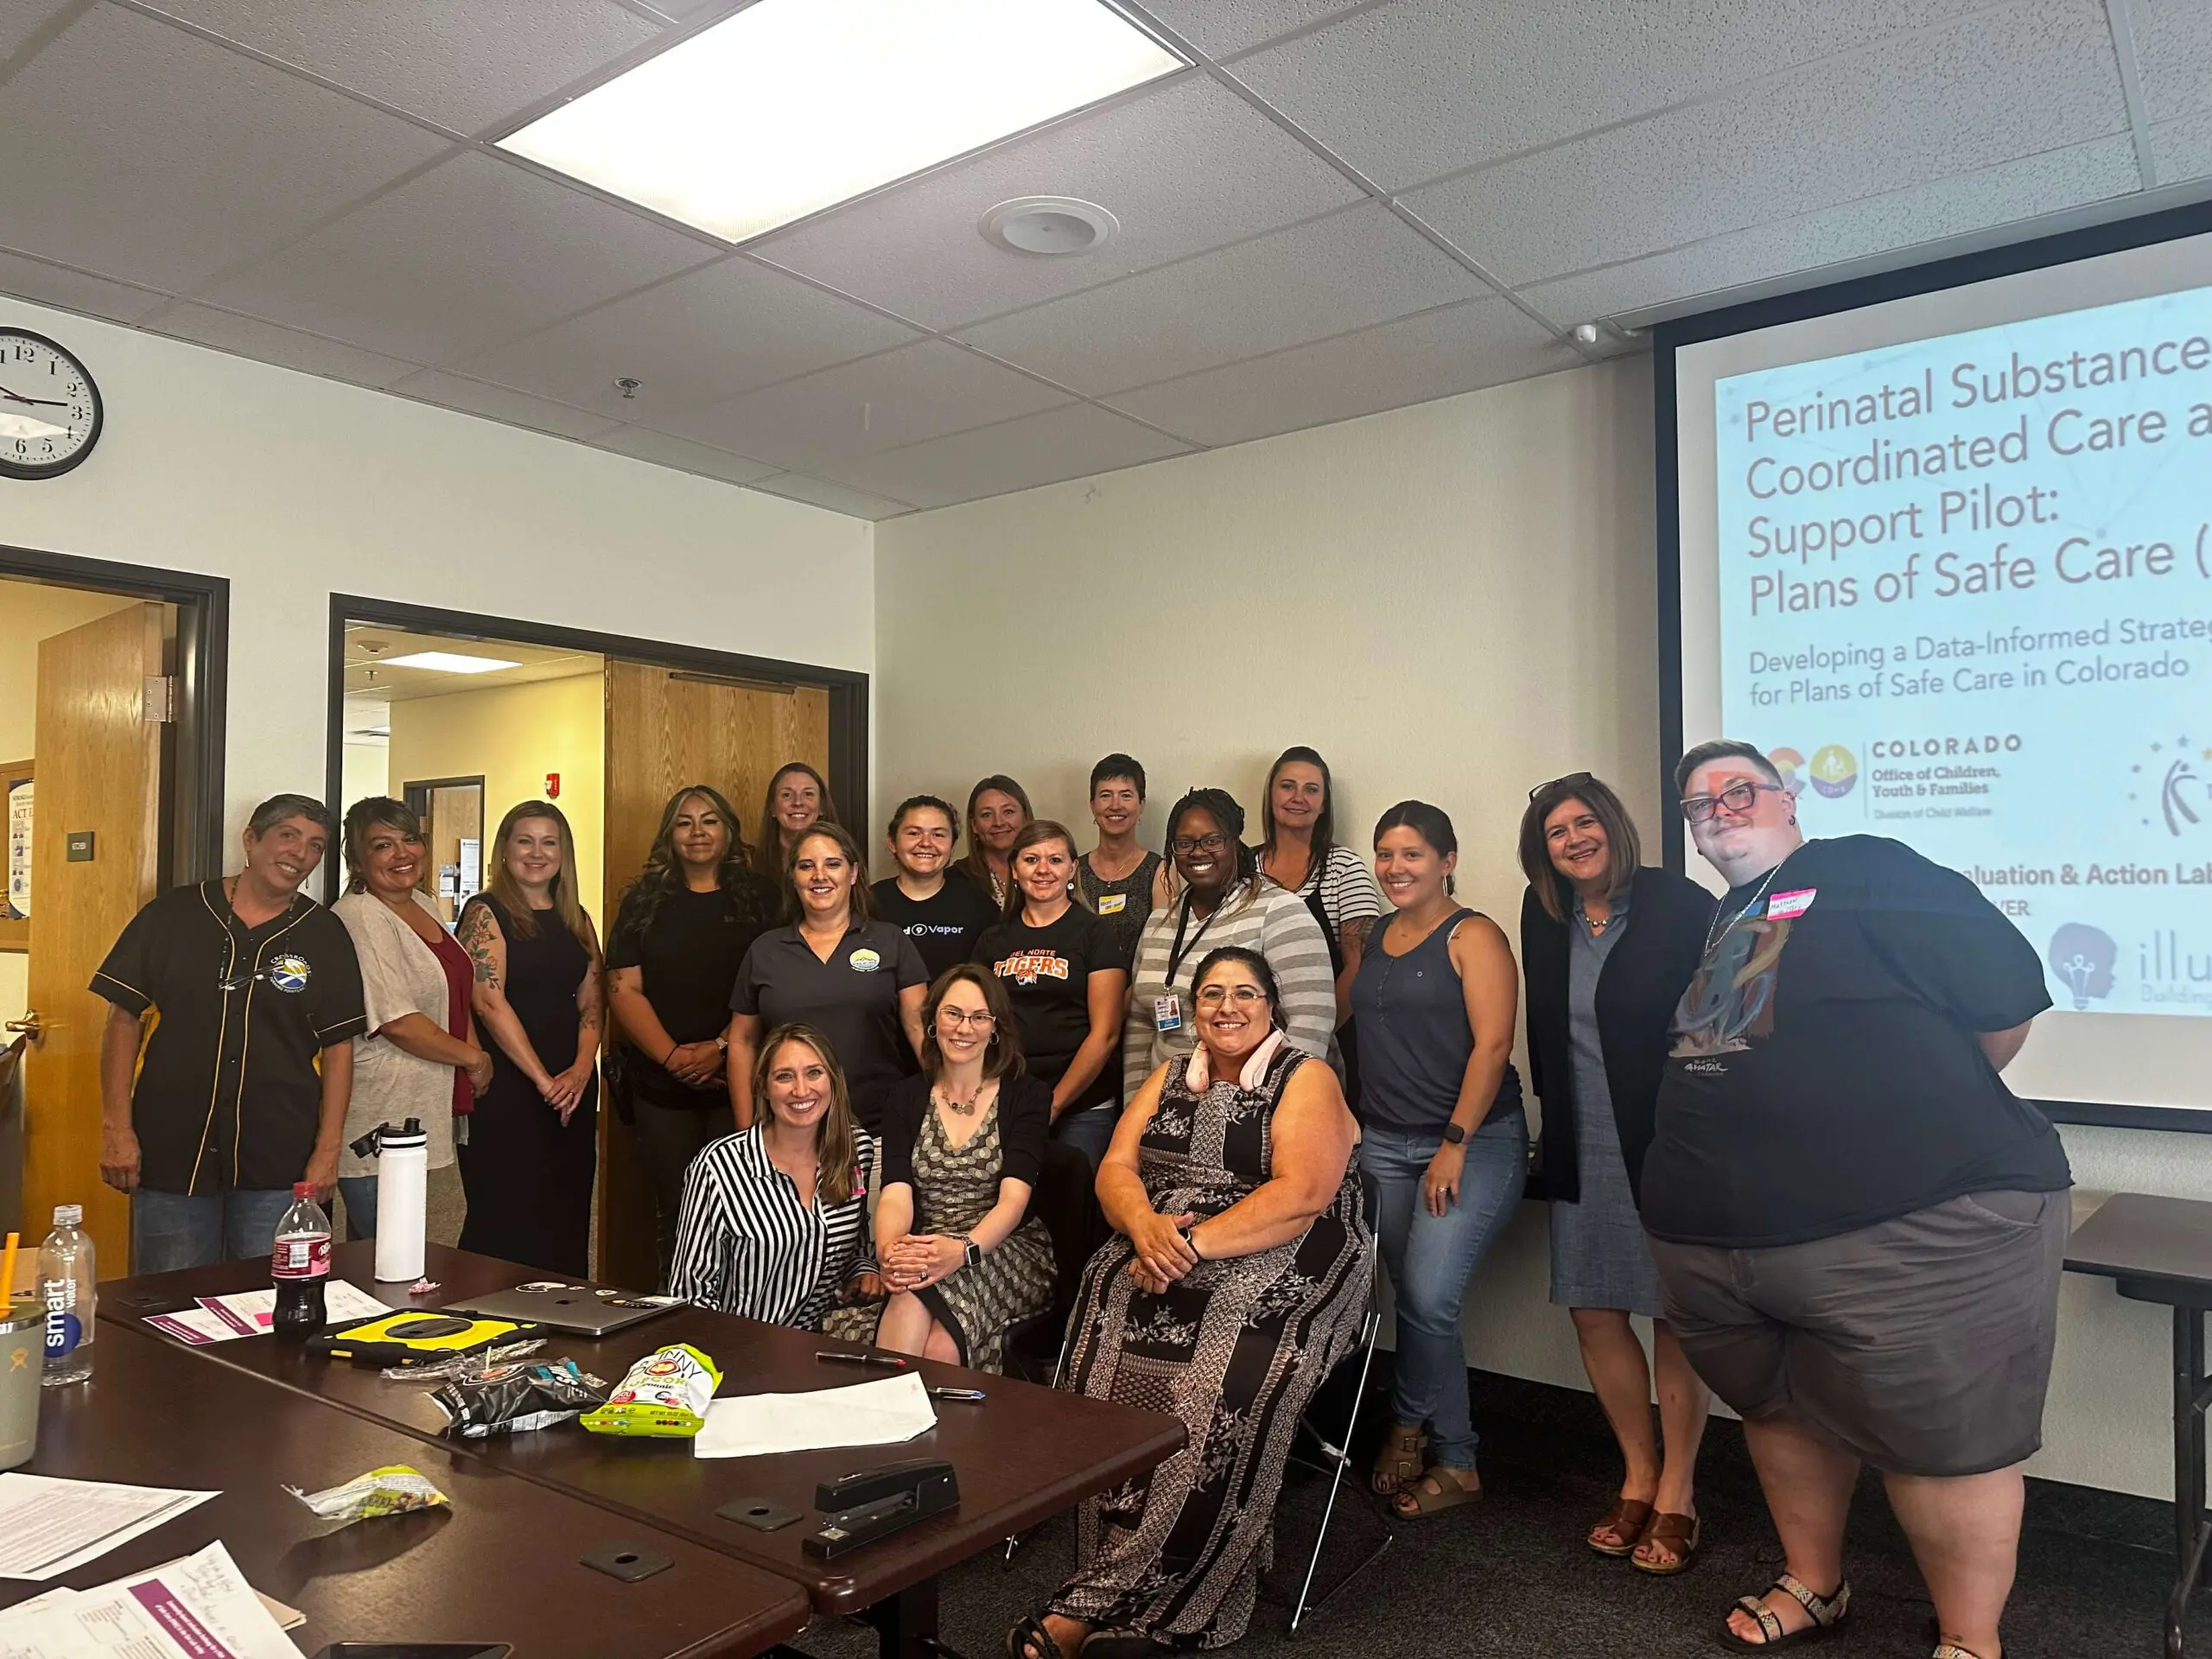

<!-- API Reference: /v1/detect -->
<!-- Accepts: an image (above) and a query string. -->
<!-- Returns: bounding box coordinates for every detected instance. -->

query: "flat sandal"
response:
[1631,1511,1700,1576]
[1587,1497,1655,1557]
[1717,1573,1850,1651]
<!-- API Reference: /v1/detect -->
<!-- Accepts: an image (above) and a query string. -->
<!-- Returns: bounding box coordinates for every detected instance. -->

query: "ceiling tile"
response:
[0,250,169,324]
[0,3,451,291]
[809,404,1191,511]
[1128,1,1373,59]
[1233,0,1995,190]
[1522,136,2145,325]
[752,74,1363,330]
[589,426,779,486]
[1402,0,2127,287]
[2152,111,2212,182]
[135,0,664,137]
[747,473,917,520]
[1105,296,1572,446]
[149,302,419,386]
[957,203,1486,396]
[653,340,1071,470]
[2131,0,2212,124]
[451,257,918,422]
[0,0,77,60]
[389,369,622,439]
[198,150,715,363]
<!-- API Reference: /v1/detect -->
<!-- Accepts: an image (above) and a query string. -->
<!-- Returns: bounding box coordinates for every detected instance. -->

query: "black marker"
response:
[928,1387,985,1402]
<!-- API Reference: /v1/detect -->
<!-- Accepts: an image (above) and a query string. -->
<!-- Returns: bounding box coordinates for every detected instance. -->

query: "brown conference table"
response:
[102,1242,1187,1659]
[11,1317,811,1658]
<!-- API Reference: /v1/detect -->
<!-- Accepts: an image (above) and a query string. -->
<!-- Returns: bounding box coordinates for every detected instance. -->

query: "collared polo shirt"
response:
[92,880,367,1196]
[729,919,925,1130]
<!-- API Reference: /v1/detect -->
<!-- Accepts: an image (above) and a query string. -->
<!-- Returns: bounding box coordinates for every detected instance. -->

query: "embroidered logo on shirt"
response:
[849,947,882,973]
[266,954,312,994]
[994,952,1070,988]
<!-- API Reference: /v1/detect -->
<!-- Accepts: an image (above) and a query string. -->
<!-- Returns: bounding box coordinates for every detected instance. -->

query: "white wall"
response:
[0,295,874,858]
[875,357,2207,1501]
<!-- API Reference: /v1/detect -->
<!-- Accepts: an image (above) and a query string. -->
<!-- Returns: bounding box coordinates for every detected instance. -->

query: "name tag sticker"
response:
[1096,893,1128,915]
[1766,888,1817,921]
[1153,995,1182,1033]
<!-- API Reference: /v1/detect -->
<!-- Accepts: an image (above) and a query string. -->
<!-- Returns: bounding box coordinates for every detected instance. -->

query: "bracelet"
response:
[664,1041,680,1066]
[1186,1223,1206,1262]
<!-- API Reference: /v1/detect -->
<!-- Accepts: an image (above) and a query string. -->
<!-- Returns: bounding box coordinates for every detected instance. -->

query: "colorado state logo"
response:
[1766,747,1807,798]
[848,947,882,973]
[1808,745,1858,799]
[267,954,312,993]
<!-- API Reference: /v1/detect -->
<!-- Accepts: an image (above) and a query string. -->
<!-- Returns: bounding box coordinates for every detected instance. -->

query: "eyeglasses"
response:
[1529,771,1593,801]
[1195,985,1269,1008]
[1680,780,1782,823]
[938,1008,996,1029]
[1171,833,1230,855]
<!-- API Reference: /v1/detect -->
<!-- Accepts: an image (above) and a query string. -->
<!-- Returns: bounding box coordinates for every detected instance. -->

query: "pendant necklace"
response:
[1703,854,1794,957]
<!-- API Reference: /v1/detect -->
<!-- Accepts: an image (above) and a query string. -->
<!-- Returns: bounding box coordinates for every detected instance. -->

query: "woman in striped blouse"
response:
[1122,788,1336,1103]
[667,1023,878,1326]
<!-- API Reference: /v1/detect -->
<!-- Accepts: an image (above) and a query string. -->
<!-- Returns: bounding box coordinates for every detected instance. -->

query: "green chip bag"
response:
[582,1343,721,1438]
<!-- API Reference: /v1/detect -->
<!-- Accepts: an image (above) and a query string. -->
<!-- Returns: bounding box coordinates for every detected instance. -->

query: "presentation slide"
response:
[1672,226,2212,1114]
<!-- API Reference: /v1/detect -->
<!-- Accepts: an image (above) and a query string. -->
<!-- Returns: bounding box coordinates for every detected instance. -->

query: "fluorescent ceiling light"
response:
[381,651,522,675]
[499,0,1183,245]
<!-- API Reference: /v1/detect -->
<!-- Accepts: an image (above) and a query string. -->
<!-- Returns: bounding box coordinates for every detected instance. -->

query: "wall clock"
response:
[0,328,102,480]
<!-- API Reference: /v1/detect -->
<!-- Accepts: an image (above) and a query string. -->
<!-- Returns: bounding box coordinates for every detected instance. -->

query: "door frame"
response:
[0,543,228,884]
[325,595,871,860]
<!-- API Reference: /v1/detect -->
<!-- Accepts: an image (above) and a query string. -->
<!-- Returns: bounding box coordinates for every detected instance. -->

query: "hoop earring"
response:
[988,1031,999,1046]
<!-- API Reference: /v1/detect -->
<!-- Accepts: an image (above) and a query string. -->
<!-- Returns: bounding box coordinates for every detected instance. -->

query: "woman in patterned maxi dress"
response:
[1014,945,1371,1659]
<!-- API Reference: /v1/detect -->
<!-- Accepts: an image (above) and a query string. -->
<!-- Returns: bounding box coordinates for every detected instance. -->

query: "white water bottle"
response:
[36,1205,94,1387]
[372,1117,429,1284]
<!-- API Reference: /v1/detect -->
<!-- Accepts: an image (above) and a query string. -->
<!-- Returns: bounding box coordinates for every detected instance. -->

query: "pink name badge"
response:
[1766,888,1817,920]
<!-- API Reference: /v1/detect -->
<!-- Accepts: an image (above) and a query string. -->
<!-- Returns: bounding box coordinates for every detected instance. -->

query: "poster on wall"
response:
[2,764,30,951]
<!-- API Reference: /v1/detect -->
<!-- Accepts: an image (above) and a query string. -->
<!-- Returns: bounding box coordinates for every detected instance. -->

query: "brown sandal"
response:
[1370,1423,1426,1496]
[1586,1497,1655,1557]
[1631,1510,1700,1575]
[1391,1465,1481,1518]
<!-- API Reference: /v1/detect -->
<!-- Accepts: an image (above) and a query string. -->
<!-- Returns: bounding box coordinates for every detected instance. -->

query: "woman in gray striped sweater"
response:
[1122,788,1336,1102]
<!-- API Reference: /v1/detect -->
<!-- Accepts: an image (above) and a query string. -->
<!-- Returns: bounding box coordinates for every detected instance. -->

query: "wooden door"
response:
[598,662,830,1288]
[24,604,166,1268]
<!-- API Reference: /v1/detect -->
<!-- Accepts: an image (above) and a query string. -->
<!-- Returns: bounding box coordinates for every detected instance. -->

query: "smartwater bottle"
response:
[36,1205,94,1387]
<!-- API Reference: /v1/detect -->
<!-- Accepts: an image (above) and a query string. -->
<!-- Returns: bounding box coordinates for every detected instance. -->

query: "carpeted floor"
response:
[785,1366,2172,1659]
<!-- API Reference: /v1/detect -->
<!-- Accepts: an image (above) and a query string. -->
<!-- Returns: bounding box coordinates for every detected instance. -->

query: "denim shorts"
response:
[1648,1188,2068,1477]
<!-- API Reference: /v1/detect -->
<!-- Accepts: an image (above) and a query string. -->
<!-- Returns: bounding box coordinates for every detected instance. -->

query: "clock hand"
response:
[0,386,67,407]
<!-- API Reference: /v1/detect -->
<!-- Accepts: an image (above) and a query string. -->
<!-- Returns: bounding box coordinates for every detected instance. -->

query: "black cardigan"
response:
[877,1071,1052,1192]
[1520,866,1712,1205]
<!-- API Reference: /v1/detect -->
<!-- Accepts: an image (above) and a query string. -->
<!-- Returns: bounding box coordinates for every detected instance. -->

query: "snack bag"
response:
[431,1357,607,1438]
[287,1465,450,1522]
[581,1343,721,1438]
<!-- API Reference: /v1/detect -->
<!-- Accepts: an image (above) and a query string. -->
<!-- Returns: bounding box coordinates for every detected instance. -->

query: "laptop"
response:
[453,1285,684,1337]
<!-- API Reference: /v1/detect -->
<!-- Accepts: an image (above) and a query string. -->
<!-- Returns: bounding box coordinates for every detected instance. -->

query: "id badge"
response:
[1096,892,1128,915]
[1154,994,1183,1033]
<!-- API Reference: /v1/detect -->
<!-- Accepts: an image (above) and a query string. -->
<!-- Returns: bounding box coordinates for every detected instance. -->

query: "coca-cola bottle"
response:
[271,1182,331,1344]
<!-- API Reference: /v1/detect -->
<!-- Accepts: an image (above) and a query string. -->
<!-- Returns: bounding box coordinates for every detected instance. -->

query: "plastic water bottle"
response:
[372,1118,429,1286]
[37,1204,95,1387]
[271,1183,332,1344]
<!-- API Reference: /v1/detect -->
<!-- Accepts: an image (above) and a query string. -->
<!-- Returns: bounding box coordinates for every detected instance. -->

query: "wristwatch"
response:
[1440,1122,1467,1145]
[962,1236,982,1269]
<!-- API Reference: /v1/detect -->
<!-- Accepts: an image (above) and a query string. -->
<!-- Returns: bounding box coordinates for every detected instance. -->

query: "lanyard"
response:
[1166,885,1237,987]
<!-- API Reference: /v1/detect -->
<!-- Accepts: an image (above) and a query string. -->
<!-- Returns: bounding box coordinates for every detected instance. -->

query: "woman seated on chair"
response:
[667,1023,878,1328]
[824,965,1055,1371]
[1012,946,1372,1659]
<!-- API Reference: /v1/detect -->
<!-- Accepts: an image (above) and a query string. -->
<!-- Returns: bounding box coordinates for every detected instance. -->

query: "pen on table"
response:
[929,1387,986,1402]
[816,1350,908,1370]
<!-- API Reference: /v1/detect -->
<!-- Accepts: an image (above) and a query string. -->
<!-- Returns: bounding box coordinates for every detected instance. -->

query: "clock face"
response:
[0,330,102,480]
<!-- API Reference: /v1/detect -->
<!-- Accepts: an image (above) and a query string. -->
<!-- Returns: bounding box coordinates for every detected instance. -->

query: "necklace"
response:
[1578,895,1614,937]
[1702,854,1795,957]
[934,1083,982,1117]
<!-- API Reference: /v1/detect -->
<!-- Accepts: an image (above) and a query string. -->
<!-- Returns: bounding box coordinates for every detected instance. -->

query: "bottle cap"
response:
[292,1181,315,1198]
[54,1204,81,1227]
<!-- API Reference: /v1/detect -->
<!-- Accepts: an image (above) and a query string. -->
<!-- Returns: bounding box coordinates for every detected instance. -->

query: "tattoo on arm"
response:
[1341,916,1375,957]
[458,906,502,990]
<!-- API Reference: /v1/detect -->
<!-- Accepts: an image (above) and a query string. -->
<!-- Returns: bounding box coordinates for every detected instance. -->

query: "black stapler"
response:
[802,1459,959,1559]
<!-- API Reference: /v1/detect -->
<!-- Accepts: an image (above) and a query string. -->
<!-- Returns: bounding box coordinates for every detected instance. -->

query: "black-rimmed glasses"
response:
[1680,780,1782,823]
[1529,772,1593,801]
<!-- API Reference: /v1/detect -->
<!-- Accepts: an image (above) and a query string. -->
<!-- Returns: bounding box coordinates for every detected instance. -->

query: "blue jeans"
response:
[1052,1104,1120,1170]
[338,1176,378,1243]
[1362,1108,1527,1468]
[131,1188,298,1275]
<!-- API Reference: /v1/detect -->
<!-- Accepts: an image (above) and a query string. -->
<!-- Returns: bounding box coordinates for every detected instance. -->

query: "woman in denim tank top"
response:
[1351,800,1525,1518]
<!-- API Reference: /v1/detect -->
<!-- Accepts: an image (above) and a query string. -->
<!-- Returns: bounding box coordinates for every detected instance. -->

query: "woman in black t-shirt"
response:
[972,821,1129,1167]
[608,785,771,1285]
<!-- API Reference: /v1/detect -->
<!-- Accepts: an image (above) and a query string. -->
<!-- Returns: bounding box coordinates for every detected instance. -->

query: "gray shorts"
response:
[1647,1189,2068,1477]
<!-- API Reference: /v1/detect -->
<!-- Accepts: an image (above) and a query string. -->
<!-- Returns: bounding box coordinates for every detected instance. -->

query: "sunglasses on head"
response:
[1529,771,1593,801]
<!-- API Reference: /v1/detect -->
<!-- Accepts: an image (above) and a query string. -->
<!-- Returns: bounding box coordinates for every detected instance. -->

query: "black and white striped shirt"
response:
[667,1124,876,1330]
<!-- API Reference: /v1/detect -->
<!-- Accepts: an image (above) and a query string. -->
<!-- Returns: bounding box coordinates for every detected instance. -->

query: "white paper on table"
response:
[0,1474,220,1580]
[696,1370,938,1460]
[0,1539,296,1656]
[146,1282,394,1344]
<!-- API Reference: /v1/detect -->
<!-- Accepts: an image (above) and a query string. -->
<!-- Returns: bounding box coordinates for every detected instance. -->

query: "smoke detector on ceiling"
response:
[980,197,1119,257]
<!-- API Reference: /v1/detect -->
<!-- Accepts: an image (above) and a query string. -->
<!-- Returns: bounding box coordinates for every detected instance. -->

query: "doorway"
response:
[0,547,226,1272]
[401,777,485,927]
[326,597,868,1287]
